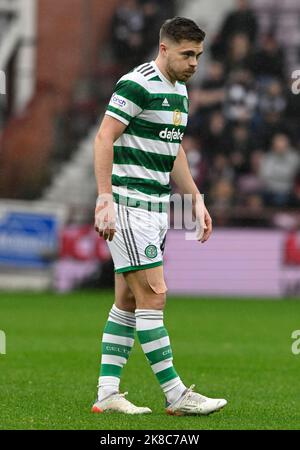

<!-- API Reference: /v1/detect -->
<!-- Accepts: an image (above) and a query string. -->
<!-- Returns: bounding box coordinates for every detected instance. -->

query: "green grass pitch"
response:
[0,290,300,430]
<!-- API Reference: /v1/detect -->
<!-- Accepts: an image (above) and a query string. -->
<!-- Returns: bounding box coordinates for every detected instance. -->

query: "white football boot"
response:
[91,392,152,415]
[166,385,227,416]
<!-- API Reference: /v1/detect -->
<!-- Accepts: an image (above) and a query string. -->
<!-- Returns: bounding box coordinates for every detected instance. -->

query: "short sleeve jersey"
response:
[105,61,189,210]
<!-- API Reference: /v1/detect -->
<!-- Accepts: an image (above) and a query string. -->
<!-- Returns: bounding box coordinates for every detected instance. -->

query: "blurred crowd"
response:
[181,0,300,225]
[109,0,300,227]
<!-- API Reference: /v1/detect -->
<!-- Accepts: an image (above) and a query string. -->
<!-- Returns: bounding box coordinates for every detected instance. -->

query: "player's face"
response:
[163,39,204,83]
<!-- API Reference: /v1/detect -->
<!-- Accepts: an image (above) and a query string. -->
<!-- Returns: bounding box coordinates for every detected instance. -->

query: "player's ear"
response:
[159,42,168,57]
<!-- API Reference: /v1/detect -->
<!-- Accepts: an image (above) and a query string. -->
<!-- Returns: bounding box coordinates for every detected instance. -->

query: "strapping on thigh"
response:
[144,265,167,295]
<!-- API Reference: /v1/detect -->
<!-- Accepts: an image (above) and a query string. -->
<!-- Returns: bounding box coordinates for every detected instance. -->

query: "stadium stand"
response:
[0,0,120,199]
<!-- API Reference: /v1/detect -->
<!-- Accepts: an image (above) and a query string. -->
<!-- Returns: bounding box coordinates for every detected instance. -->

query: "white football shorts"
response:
[107,203,168,274]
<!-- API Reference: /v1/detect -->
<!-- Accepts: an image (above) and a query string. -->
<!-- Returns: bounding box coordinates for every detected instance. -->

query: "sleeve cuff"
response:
[105,111,129,126]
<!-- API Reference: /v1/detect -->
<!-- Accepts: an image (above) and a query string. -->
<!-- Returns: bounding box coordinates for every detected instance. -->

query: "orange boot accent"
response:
[91,405,104,413]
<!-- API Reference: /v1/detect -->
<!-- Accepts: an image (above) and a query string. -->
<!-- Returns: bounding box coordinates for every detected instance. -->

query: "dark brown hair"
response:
[160,17,206,44]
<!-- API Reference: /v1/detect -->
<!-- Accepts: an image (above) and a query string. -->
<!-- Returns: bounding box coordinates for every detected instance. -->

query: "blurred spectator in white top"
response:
[259,133,300,206]
[224,69,258,124]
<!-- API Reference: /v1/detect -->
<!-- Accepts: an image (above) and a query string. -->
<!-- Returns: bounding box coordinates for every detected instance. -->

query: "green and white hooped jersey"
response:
[105,60,189,212]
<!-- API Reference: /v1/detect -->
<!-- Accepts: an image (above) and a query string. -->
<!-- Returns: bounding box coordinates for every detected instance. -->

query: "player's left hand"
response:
[200,207,212,243]
[194,196,212,243]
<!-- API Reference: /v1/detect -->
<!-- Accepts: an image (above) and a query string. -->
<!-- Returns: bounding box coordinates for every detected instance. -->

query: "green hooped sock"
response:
[135,309,186,405]
[98,304,135,401]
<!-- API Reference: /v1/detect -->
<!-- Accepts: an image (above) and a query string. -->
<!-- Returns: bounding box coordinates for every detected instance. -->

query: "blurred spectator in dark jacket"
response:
[259,133,300,206]
[252,34,285,81]
[254,110,293,150]
[182,135,208,191]
[139,0,175,20]
[111,0,145,70]
[291,171,300,207]
[211,0,258,59]
[224,69,258,124]
[285,78,300,145]
[229,123,255,155]
[209,178,236,226]
[188,60,225,118]
[224,33,254,75]
[209,154,235,188]
[228,124,255,176]
[234,193,269,227]
[201,110,230,161]
[139,0,161,49]
[238,149,264,197]
[259,79,287,118]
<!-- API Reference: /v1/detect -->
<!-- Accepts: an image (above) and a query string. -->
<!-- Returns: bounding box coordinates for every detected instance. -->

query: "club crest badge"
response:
[173,109,182,126]
[145,245,158,259]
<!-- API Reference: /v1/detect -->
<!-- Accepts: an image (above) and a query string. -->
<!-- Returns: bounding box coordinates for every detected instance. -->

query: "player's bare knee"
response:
[116,291,136,312]
[125,290,136,311]
[151,292,166,310]
[124,266,167,310]
[115,274,136,312]
[115,288,136,312]
[136,291,166,310]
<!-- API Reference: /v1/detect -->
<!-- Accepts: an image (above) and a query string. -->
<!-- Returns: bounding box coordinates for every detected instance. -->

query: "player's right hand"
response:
[94,194,116,242]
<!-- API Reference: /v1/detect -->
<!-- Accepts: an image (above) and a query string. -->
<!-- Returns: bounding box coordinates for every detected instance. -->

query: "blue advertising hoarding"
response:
[0,208,61,268]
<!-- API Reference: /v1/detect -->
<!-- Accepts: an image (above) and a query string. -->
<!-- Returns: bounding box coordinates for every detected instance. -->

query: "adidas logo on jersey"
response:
[162,98,170,107]
[159,127,184,142]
